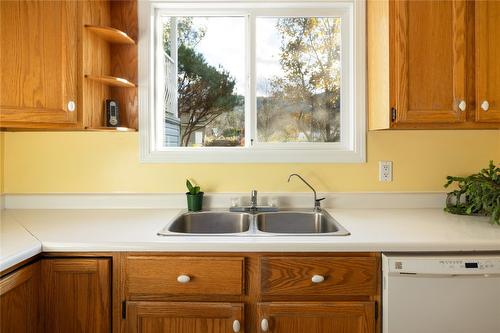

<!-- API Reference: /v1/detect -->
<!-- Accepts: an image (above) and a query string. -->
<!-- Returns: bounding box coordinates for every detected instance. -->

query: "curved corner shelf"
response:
[85,25,135,44]
[85,74,136,88]
[88,127,137,132]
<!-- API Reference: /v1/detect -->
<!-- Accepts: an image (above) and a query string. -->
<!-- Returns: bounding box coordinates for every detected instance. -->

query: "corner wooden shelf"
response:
[85,74,136,88]
[85,24,135,44]
[87,127,137,132]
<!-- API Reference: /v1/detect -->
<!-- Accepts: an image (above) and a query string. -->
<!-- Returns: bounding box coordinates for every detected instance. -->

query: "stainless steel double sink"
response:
[158,210,350,236]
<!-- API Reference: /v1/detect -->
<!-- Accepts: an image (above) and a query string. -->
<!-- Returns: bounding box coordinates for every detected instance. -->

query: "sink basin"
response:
[159,211,252,235]
[158,210,350,236]
[256,211,350,236]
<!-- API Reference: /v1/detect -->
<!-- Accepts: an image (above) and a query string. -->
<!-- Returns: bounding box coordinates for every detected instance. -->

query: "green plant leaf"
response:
[186,179,202,195]
[444,161,500,225]
[186,179,194,194]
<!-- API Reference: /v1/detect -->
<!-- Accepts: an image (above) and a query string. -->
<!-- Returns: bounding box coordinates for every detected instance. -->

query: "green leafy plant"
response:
[444,161,500,224]
[186,179,201,195]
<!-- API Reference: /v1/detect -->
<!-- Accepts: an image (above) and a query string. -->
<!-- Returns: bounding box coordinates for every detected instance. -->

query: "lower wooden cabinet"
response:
[126,302,244,333]
[257,302,376,333]
[123,253,380,333]
[41,258,111,333]
[1,253,380,333]
[0,262,41,333]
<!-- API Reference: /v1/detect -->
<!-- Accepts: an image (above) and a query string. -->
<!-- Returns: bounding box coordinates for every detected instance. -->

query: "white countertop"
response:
[0,213,42,272]
[2,208,500,272]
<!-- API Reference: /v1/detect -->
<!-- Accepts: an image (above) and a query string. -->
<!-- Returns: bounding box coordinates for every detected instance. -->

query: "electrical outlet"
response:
[379,161,393,182]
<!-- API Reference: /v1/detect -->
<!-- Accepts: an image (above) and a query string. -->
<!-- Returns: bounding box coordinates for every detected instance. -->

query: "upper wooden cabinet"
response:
[475,0,500,122]
[0,0,138,130]
[368,0,500,129]
[0,0,78,128]
[393,0,467,124]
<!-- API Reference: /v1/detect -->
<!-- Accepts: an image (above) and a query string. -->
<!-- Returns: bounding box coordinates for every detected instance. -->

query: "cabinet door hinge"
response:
[391,108,397,122]
[374,301,379,320]
[122,301,127,319]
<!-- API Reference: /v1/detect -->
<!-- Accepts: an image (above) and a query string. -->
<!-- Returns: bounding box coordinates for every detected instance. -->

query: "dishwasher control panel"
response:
[386,255,500,275]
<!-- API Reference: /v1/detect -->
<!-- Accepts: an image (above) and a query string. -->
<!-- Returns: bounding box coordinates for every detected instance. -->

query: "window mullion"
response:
[246,12,257,147]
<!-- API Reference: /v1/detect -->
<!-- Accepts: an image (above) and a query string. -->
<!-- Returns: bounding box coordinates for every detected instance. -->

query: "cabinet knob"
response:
[176,274,191,283]
[458,100,466,112]
[481,100,490,111]
[232,319,241,332]
[261,318,269,332]
[67,100,76,112]
[311,274,325,283]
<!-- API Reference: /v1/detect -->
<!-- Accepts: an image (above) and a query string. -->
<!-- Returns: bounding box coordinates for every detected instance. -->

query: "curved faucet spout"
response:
[288,173,324,211]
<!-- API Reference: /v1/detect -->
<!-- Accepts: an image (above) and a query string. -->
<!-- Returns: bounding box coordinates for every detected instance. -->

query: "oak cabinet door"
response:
[126,302,244,333]
[475,0,500,122]
[41,258,111,333]
[257,302,375,333]
[0,262,41,333]
[392,0,467,124]
[0,0,78,126]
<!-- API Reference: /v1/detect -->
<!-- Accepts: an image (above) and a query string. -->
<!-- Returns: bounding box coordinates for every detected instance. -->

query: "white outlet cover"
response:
[379,161,393,182]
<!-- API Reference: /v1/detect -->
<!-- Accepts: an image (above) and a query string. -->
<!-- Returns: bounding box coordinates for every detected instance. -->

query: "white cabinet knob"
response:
[176,274,191,283]
[311,274,325,283]
[261,318,269,332]
[232,320,241,332]
[67,100,76,112]
[481,100,490,111]
[458,100,466,112]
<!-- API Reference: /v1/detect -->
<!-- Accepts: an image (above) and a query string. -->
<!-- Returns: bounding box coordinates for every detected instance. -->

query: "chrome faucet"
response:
[229,189,278,213]
[251,190,258,209]
[288,173,325,212]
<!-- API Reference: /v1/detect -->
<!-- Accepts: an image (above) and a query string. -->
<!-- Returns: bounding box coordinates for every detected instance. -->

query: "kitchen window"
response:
[139,1,365,163]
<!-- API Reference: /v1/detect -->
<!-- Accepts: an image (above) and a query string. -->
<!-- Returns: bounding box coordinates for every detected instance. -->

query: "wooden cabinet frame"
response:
[475,0,500,122]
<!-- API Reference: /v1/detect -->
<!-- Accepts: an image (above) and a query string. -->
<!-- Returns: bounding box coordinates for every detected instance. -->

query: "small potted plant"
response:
[186,179,204,212]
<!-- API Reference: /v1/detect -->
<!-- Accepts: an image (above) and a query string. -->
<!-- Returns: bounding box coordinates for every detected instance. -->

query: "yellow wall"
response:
[2,130,499,193]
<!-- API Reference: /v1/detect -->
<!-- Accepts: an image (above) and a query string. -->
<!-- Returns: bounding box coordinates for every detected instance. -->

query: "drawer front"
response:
[126,256,245,296]
[261,257,379,296]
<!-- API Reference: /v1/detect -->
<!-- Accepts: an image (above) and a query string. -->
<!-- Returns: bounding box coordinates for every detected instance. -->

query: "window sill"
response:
[140,146,366,163]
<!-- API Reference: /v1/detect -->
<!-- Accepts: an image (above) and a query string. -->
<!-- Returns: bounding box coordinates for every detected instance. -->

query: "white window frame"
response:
[139,0,366,163]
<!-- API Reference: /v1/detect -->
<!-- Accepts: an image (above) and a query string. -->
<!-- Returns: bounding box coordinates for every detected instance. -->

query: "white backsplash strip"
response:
[2,192,446,210]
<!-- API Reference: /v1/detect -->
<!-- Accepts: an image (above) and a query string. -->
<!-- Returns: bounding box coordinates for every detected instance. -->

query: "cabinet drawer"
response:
[126,256,245,296]
[261,257,379,296]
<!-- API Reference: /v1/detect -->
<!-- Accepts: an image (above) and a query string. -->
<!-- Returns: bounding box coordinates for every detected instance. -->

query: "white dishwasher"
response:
[382,254,500,333]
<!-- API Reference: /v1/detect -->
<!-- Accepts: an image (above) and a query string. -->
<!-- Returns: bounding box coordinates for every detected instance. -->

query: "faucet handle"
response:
[314,197,325,211]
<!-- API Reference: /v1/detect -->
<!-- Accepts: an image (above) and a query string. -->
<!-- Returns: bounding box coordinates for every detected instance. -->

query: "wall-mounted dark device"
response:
[105,99,120,127]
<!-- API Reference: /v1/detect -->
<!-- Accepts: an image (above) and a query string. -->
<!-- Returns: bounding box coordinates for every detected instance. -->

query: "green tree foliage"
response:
[163,18,239,146]
[262,17,341,142]
[177,45,239,146]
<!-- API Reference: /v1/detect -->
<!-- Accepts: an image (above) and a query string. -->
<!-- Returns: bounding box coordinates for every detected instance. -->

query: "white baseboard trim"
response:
[3,192,447,210]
